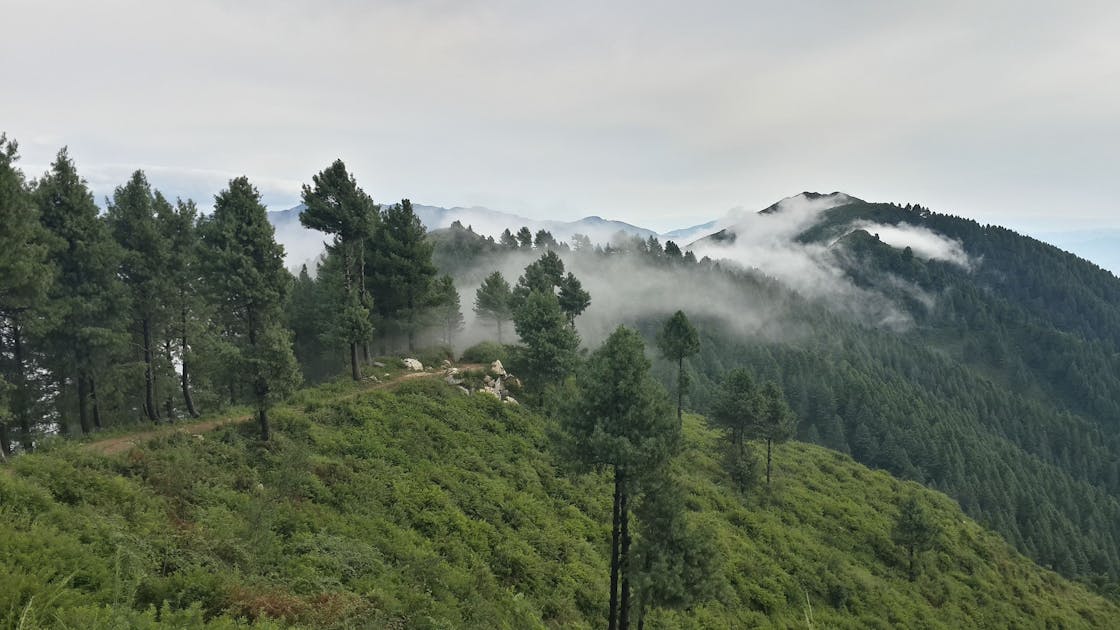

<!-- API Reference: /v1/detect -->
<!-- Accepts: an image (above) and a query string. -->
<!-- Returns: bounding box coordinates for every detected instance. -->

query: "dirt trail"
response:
[87,367,473,457]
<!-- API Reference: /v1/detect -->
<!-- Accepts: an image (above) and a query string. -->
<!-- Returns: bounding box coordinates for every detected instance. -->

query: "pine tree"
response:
[893,494,940,581]
[157,198,205,417]
[563,326,678,630]
[656,310,699,425]
[430,275,464,346]
[366,199,437,352]
[199,177,300,441]
[754,381,797,485]
[0,134,52,453]
[499,228,518,249]
[107,170,171,423]
[35,148,127,435]
[515,226,533,248]
[631,476,720,628]
[512,290,579,399]
[300,160,377,379]
[474,271,513,343]
[557,272,591,327]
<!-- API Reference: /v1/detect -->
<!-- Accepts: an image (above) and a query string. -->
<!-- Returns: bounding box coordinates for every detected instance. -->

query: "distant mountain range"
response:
[267,194,1119,276]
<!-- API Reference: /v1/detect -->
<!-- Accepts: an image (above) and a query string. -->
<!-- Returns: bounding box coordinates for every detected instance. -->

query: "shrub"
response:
[460,341,510,365]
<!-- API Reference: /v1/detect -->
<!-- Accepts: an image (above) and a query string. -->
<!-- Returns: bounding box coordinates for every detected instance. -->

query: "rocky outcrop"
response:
[403,358,424,371]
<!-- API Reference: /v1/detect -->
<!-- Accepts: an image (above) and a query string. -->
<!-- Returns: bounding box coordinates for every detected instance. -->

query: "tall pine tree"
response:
[300,160,377,379]
[199,177,300,440]
[366,199,436,352]
[0,134,52,453]
[35,148,127,434]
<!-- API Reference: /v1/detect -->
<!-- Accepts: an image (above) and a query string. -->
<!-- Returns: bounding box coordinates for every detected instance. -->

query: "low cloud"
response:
[850,221,972,268]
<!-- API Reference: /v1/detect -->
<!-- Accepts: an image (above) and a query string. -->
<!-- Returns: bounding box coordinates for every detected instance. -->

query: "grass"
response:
[1,377,1117,628]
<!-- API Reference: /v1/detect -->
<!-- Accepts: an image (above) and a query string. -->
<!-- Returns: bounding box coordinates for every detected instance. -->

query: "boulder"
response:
[490,360,507,376]
[504,396,519,406]
[440,359,453,369]
[402,358,424,371]
[457,386,471,396]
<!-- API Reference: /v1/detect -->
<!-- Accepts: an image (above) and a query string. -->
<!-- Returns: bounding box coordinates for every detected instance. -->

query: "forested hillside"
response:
[424,199,1120,596]
[5,129,1120,626]
[3,378,1117,628]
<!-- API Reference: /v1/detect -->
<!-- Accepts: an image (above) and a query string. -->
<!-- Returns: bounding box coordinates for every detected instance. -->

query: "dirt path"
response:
[87,368,466,457]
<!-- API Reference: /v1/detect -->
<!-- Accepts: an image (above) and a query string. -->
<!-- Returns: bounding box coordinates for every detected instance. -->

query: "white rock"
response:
[457,386,470,395]
[504,396,519,406]
[403,358,424,371]
[372,361,386,368]
[479,389,500,399]
[490,360,507,376]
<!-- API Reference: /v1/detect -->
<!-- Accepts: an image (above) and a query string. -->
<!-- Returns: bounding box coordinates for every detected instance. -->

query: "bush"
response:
[409,345,454,368]
[460,341,510,366]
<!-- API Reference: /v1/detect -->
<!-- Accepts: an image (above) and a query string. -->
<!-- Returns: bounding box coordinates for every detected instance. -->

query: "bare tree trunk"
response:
[12,321,33,451]
[257,405,270,441]
[77,371,92,434]
[163,339,177,422]
[0,421,11,458]
[350,342,361,381]
[181,319,199,417]
[89,374,103,430]
[609,466,623,630]
[142,316,159,423]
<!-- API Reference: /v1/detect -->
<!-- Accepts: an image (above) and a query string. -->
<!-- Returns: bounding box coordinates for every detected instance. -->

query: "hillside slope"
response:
[2,379,1116,628]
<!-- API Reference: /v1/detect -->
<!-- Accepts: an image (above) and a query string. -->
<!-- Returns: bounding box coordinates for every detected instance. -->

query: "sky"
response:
[3,0,1119,235]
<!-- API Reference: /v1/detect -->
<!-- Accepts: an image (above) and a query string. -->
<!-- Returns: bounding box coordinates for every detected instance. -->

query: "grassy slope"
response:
[1,379,1117,629]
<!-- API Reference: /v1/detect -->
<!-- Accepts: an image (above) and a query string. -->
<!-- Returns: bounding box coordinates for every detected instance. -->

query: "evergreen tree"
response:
[515,226,533,248]
[755,381,797,486]
[157,198,205,418]
[499,228,518,249]
[107,170,170,423]
[300,160,377,379]
[632,477,721,628]
[534,229,558,249]
[199,177,300,441]
[474,271,513,343]
[511,290,579,399]
[663,240,682,258]
[893,494,940,581]
[557,272,591,327]
[563,326,678,630]
[286,262,337,382]
[656,310,700,425]
[512,250,567,309]
[35,148,127,435]
[711,368,759,452]
[430,275,464,346]
[367,199,437,352]
[0,134,51,453]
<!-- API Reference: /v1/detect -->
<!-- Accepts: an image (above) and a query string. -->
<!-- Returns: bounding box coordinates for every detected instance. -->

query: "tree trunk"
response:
[77,371,92,434]
[90,374,103,430]
[0,421,11,458]
[350,342,361,381]
[142,316,159,423]
[181,326,199,418]
[497,319,503,344]
[620,483,632,630]
[12,321,33,452]
[766,438,773,486]
[257,405,270,441]
[163,339,177,422]
[609,466,623,630]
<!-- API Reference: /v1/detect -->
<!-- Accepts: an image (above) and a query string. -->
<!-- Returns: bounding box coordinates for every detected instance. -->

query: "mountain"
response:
[424,192,1120,595]
[3,378,1116,627]
[267,202,661,268]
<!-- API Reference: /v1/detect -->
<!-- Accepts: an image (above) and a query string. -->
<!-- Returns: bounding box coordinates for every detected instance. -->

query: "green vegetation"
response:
[2,378,1117,628]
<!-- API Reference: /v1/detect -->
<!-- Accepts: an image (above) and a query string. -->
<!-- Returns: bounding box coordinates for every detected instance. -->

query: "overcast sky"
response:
[3,0,1118,233]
